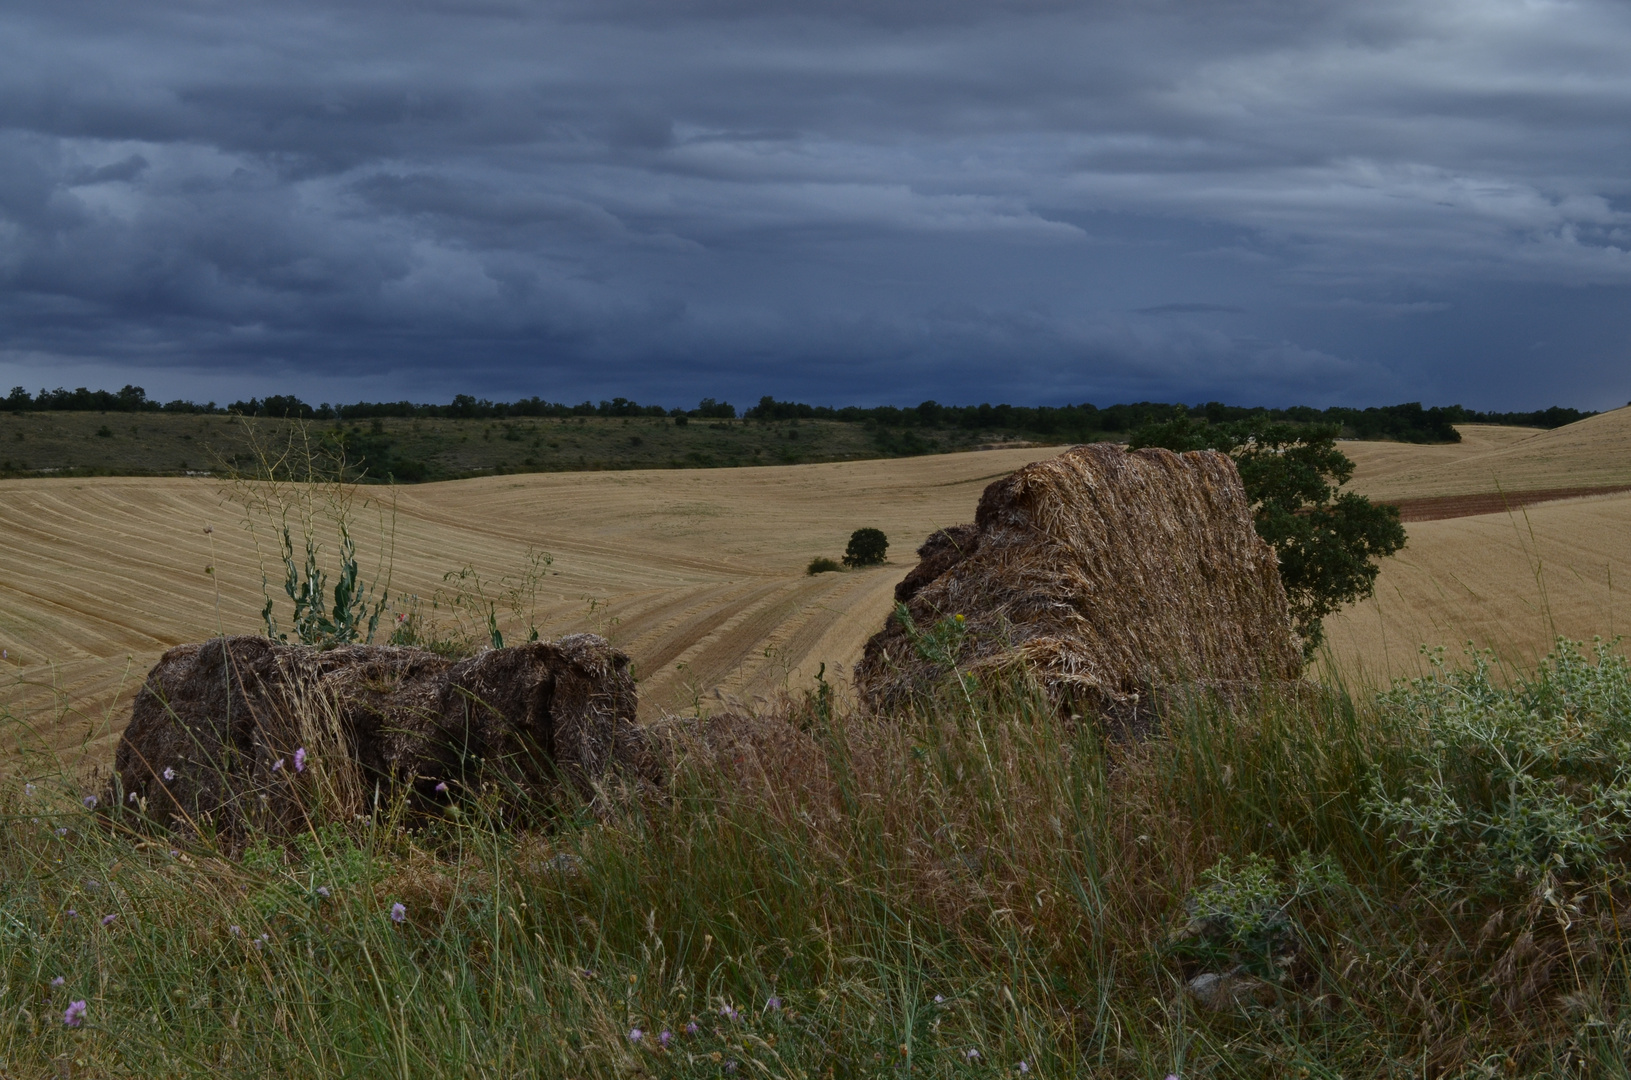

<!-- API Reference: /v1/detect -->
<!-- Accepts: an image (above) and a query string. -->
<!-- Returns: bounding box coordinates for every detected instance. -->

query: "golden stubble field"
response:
[4,409,1628,768]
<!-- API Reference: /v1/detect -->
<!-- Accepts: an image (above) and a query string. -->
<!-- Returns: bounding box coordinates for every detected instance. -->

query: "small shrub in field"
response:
[806,556,842,575]
[842,527,888,567]
[1171,851,1346,976]
[1366,639,1631,897]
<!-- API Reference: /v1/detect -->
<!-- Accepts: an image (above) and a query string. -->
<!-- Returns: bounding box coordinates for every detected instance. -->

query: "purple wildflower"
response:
[55,828,67,838]
[229,925,241,935]
[1019,1062,1030,1074]
[170,849,180,858]
[82,795,97,809]
[64,909,77,918]
[272,758,285,772]
[162,767,175,782]
[434,782,448,793]
[252,938,264,951]
[659,1030,672,1047]
[934,995,945,1003]
[63,1000,87,1027]
[100,914,116,927]
[51,976,65,987]
[723,1060,737,1074]
[685,1021,698,1035]
[766,996,782,1011]
[390,902,406,923]
[128,792,138,803]
[294,747,307,772]
[316,886,331,898]
[24,783,34,796]
[720,1005,740,1022]
[966,1049,980,1061]
[628,1028,643,1043]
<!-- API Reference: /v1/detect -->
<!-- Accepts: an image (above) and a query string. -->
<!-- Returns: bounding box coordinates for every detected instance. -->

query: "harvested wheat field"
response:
[0,448,1054,767]
[1322,490,1631,682]
[5,409,1630,771]
[1343,407,1631,503]
[1321,407,1631,682]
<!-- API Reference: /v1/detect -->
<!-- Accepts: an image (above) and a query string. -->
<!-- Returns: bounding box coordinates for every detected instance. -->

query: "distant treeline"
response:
[0,384,1598,443]
[746,398,1595,443]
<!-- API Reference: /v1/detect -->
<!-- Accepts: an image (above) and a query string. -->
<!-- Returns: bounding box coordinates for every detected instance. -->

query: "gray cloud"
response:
[1136,304,1246,316]
[1,0,1628,408]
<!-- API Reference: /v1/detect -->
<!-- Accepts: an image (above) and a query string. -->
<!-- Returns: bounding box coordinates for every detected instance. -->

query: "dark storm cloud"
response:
[1,0,1629,408]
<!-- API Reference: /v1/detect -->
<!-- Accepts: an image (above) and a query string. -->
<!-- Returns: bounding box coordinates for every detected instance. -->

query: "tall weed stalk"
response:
[226,421,394,647]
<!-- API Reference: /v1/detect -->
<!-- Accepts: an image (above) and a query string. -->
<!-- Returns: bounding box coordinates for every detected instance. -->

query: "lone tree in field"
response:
[1129,418,1406,653]
[843,528,890,568]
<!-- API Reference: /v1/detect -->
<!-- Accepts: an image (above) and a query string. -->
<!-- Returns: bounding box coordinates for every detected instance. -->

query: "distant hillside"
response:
[0,411,1030,482]
[0,384,1596,482]
[1343,408,1631,502]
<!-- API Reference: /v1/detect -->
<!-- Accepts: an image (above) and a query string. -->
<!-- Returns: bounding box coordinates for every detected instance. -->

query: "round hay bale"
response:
[855,443,1302,719]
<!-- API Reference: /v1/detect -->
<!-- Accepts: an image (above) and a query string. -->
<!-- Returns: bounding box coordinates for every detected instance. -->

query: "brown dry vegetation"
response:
[5,409,1630,768]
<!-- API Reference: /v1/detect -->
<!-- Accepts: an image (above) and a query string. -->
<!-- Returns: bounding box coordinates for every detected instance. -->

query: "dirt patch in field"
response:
[1389,485,1631,522]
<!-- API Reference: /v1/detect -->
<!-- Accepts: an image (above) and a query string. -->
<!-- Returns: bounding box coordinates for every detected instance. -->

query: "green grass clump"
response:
[7,640,1631,1076]
[806,556,843,575]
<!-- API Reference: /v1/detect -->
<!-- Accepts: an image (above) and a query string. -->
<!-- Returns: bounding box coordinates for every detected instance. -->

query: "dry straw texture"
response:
[111,633,651,840]
[855,443,1302,714]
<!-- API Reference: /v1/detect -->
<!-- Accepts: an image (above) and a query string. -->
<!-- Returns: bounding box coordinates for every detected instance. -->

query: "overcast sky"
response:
[1,0,1628,410]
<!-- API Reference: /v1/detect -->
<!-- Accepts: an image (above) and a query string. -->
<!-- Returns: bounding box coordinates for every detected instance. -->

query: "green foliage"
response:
[805,555,842,575]
[233,426,393,647]
[893,602,968,667]
[842,526,889,567]
[1129,417,1406,651]
[271,519,386,646]
[1173,851,1347,975]
[1366,639,1631,897]
[12,645,1631,1074]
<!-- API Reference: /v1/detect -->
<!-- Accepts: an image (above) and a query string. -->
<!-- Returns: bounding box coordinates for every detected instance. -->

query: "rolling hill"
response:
[6,411,1628,771]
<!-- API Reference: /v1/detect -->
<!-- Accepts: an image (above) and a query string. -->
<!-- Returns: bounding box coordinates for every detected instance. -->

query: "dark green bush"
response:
[842,527,888,567]
[806,556,843,575]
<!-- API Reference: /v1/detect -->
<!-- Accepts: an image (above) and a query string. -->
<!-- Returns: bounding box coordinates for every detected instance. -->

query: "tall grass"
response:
[6,645,1631,1078]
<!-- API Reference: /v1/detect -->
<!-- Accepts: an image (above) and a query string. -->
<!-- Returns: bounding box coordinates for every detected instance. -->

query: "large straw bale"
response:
[854,443,1301,718]
[108,633,653,838]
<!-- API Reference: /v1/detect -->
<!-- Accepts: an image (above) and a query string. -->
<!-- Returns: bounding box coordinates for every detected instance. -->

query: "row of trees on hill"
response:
[0,384,1597,443]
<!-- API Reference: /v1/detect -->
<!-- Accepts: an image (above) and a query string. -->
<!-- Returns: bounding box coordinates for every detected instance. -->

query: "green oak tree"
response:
[1129,418,1406,654]
[843,527,890,568]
